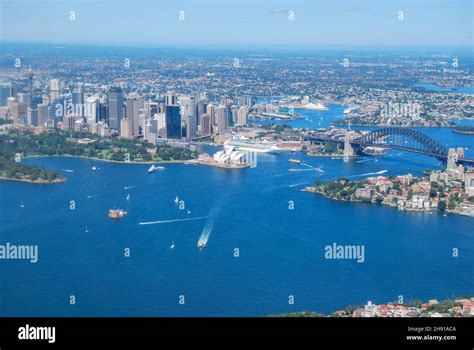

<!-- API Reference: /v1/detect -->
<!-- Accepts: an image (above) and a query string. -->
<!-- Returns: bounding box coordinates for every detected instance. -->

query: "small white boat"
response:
[174,195,179,204]
[148,165,165,173]
[85,226,89,233]
[197,242,206,249]
[187,210,191,214]
[20,201,24,208]
[92,166,97,171]
[126,194,130,201]
[170,241,175,249]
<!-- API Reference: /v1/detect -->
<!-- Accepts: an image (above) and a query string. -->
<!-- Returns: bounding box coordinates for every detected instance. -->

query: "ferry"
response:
[108,208,127,219]
[148,165,165,173]
[288,159,301,165]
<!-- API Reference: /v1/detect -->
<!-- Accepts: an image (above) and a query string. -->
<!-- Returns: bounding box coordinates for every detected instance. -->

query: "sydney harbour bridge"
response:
[304,127,474,166]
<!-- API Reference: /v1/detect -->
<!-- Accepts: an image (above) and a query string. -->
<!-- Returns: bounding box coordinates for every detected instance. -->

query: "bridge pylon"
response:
[344,131,356,159]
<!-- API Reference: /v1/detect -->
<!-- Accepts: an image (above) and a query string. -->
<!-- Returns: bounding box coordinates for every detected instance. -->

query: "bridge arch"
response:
[351,127,449,158]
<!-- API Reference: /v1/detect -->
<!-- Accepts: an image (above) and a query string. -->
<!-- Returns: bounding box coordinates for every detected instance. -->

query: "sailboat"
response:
[174,195,179,204]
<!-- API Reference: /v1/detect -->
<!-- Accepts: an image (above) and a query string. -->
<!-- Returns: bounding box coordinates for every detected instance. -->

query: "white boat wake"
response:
[139,216,209,225]
[197,198,227,248]
[124,185,142,190]
[349,170,388,178]
[289,182,312,188]
[61,169,74,173]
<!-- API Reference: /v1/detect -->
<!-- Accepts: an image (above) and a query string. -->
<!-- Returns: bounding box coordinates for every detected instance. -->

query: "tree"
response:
[438,200,446,211]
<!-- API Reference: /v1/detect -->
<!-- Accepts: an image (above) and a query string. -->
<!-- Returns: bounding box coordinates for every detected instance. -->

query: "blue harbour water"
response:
[0,106,473,316]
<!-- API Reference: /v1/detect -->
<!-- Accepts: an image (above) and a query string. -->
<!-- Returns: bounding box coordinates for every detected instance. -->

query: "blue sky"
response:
[0,0,472,47]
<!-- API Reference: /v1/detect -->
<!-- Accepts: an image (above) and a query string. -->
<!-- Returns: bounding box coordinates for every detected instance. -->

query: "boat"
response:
[187,210,191,214]
[197,242,206,249]
[108,208,127,219]
[224,136,281,154]
[92,166,97,171]
[288,159,301,164]
[174,195,179,204]
[148,165,165,173]
[170,241,175,249]
[20,201,24,208]
[126,194,130,201]
[85,226,89,233]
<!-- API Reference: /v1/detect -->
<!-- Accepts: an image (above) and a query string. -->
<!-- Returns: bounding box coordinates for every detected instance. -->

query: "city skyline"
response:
[0,0,473,47]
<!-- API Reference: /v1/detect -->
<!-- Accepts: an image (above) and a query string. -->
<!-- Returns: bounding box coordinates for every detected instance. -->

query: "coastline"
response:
[23,154,192,165]
[303,186,470,217]
[0,176,66,185]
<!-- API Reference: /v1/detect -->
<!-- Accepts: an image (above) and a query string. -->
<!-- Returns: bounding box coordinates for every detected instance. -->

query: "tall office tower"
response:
[144,101,159,118]
[206,103,216,126]
[155,113,166,131]
[10,82,18,99]
[200,113,212,135]
[37,103,49,126]
[17,93,31,107]
[98,99,108,123]
[231,106,239,125]
[50,79,60,102]
[63,115,79,131]
[120,118,132,138]
[165,105,181,139]
[85,96,98,125]
[164,92,177,106]
[196,99,207,126]
[107,87,124,132]
[237,106,249,126]
[185,115,197,139]
[180,95,196,139]
[72,90,84,117]
[216,105,229,133]
[27,107,38,126]
[126,94,143,136]
[27,68,34,106]
[0,83,12,106]
[12,101,28,124]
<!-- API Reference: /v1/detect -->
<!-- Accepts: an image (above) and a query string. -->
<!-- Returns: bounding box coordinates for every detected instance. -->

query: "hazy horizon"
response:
[1,0,472,47]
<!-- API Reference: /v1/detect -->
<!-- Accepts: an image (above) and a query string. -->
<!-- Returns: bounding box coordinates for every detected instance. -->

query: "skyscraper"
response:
[50,79,60,102]
[0,83,12,107]
[107,87,124,132]
[85,96,98,125]
[164,92,177,106]
[165,105,181,139]
[185,114,197,138]
[72,90,84,118]
[200,113,212,135]
[126,94,143,136]
[120,118,132,138]
[37,103,49,126]
[237,106,249,126]
[216,105,229,133]
[180,95,196,139]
